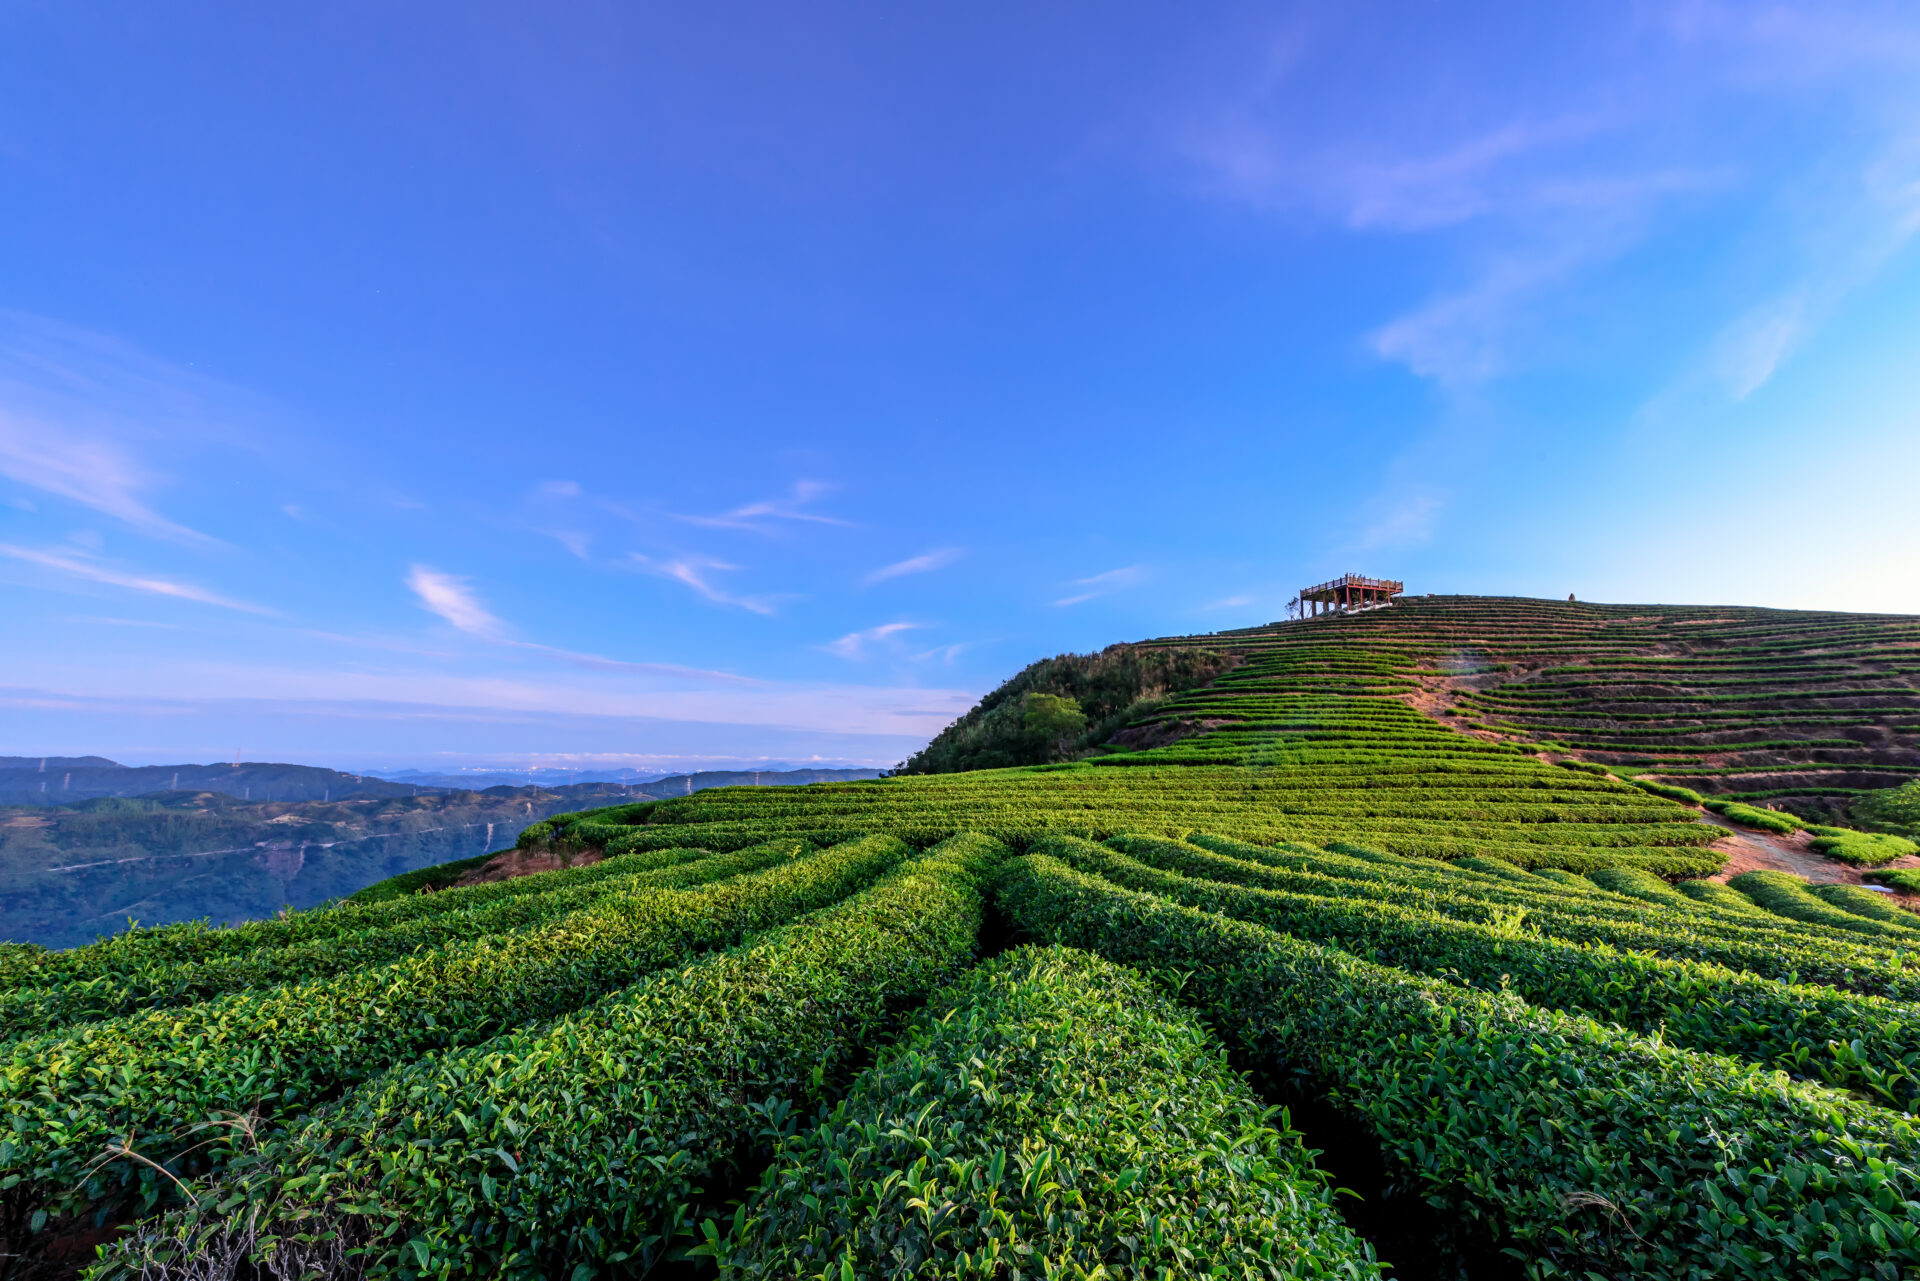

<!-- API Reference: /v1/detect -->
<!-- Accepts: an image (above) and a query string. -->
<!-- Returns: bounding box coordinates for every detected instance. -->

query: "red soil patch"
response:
[1697,812,1920,915]
[452,846,602,886]
[1698,814,1856,885]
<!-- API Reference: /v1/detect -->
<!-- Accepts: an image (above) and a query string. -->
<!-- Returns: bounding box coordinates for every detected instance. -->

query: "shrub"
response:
[996,852,1920,1280]
[712,945,1379,1279]
[1856,780,1920,836]
[1867,868,1920,894]
[2,837,909,1238]
[1729,870,1920,939]
[1706,800,1804,834]
[1630,778,1705,805]
[1807,882,1919,927]
[896,643,1238,773]
[96,834,1005,1281]
[1807,825,1920,867]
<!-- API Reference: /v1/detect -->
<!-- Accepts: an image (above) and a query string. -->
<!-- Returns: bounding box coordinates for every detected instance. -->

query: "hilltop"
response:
[8,594,1920,1280]
[566,594,1915,873]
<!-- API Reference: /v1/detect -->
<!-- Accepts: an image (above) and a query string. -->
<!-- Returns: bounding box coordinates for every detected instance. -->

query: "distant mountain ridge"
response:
[0,763,884,946]
[368,765,880,790]
[620,768,884,797]
[0,758,885,808]
[0,758,423,807]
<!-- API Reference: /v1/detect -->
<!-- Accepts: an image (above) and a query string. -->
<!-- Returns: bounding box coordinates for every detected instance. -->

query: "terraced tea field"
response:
[1298,595,1920,805]
[7,595,1920,1280]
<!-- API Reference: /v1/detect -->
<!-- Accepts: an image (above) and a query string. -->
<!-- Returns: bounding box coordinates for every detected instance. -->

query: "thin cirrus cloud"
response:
[1052,565,1147,608]
[674,480,849,534]
[630,552,785,616]
[405,563,754,682]
[0,409,211,544]
[1176,5,1920,399]
[861,547,964,587]
[0,543,274,614]
[0,310,265,544]
[823,622,923,660]
[8,664,978,741]
[524,480,593,561]
[405,565,505,638]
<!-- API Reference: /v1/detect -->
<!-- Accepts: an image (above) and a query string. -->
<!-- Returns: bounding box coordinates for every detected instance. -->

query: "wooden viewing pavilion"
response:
[1293,573,1404,618]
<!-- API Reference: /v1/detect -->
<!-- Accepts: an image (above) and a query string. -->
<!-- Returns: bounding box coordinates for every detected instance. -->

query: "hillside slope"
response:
[13,595,1920,1281]
[563,598,1735,873]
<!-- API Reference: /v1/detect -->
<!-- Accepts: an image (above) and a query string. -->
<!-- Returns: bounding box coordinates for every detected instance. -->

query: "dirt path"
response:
[1697,812,1859,884]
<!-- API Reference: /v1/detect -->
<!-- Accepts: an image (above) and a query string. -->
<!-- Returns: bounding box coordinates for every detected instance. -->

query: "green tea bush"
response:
[1808,882,1919,927]
[1730,870,1920,939]
[1706,800,1805,834]
[96,834,1004,1281]
[997,853,1920,1280]
[1584,865,1706,910]
[711,945,1380,1280]
[1629,778,1705,805]
[0,842,807,1039]
[1178,834,1920,996]
[1808,825,1920,867]
[1676,878,1772,915]
[1038,835,1920,1105]
[2,836,907,1237]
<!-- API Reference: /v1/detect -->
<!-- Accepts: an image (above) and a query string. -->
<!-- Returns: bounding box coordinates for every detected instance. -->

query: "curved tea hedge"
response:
[8,594,1920,1279]
[711,944,1380,1280]
[996,852,1920,1280]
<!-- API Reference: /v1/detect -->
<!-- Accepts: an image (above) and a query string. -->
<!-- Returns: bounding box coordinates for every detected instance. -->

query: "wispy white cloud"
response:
[0,311,268,542]
[675,480,849,534]
[1339,117,1607,231]
[402,563,754,681]
[631,553,786,615]
[1356,492,1445,552]
[1175,4,1920,397]
[1204,595,1254,610]
[861,547,964,587]
[913,641,971,664]
[1364,177,1703,387]
[823,621,923,660]
[1052,565,1147,607]
[2,665,980,740]
[0,408,211,542]
[406,565,505,638]
[543,528,594,560]
[1646,130,1920,411]
[0,543,274,614]
[1712,298,1808,400]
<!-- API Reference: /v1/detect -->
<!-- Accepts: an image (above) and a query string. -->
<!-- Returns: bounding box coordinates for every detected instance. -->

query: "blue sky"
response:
[3,2,1919,772]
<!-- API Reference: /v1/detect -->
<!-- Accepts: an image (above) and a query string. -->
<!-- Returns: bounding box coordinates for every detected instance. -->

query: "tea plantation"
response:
[7,595,1920,1280]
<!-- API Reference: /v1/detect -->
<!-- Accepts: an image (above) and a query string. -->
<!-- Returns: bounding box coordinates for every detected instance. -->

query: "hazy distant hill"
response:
[0,757,424,806]
[621,768,882,797]
[0,766,881,948]
[0,784,622,948]
[369,765,879,790]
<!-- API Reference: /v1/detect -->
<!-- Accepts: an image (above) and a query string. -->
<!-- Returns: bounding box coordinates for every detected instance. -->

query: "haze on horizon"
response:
[3,2,1919,772]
